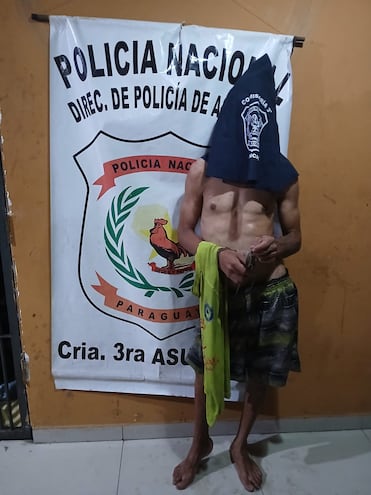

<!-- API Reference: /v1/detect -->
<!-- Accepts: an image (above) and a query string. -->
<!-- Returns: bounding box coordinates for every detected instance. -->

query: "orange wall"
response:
[1,0,370,428]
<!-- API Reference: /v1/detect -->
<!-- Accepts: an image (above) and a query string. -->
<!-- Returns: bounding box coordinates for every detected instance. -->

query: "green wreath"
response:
[104,186,194,298]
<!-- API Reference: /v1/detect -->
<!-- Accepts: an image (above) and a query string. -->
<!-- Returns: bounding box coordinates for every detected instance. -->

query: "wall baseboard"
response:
[32,415,371,443]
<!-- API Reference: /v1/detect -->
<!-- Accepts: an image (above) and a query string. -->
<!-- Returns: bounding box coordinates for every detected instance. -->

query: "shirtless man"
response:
[172,157,301,491]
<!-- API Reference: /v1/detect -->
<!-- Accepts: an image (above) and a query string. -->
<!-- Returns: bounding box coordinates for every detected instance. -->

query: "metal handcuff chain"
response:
[217,247,257,295]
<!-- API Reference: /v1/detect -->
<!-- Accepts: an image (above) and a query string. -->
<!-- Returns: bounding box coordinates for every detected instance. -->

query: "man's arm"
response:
[252,180,301,262]
[276,179,302,257]
[177,158,205,255]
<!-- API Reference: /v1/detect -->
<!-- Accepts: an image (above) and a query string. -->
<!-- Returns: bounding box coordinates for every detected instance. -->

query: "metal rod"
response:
[31,13,49,22]
[0,338,14,430]
[31,13,305,47]
[293,36,305,48]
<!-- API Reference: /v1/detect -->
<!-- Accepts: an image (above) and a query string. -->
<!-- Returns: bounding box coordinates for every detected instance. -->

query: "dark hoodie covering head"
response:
[205,54,298,193]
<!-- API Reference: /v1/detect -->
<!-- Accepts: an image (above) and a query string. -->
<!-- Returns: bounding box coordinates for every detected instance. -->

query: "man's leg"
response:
[229,378,267,492]
[172,372,213,490]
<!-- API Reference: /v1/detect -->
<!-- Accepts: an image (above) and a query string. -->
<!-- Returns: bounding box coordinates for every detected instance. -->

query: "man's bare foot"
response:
[172,438,213,490]
[229,443,263,492]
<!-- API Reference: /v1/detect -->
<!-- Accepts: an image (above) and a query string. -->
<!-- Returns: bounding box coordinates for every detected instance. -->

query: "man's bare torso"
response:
[197,160,286,282]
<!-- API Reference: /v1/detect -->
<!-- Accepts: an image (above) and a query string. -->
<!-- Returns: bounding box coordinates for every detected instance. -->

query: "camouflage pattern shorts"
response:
[187,270,301,387]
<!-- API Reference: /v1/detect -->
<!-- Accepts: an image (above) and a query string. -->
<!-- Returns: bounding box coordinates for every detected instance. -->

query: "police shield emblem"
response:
[74,131,204,340]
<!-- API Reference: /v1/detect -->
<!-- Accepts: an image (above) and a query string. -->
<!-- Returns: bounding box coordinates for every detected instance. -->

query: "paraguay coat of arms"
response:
[74,131,204,340]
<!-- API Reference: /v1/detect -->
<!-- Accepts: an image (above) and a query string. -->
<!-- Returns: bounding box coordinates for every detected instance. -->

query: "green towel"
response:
[192,241,231,427]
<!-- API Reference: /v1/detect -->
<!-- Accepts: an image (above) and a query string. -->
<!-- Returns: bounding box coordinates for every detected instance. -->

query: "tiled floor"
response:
[1,429,371,494]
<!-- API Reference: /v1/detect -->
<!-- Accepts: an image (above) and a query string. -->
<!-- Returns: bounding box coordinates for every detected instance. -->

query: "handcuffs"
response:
[217,247,257,271]
[218,248,257,294]
[245,250,257,272]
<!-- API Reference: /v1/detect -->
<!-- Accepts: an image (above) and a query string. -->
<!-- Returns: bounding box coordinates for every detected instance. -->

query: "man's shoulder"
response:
[188,157,206,179]
[191,157,206,171]
[276,178,300,201]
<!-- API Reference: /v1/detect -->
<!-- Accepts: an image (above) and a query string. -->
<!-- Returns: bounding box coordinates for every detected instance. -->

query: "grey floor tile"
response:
[118,435,263,494]
[1,430,371,495]
[0,440,123,495]
[257,430,371,495]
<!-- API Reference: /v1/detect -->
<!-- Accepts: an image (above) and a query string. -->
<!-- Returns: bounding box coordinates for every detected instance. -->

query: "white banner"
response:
[50,16,294,397]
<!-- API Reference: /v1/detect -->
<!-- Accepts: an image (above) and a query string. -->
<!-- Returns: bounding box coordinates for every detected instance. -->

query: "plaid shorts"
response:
[186,270,301,387]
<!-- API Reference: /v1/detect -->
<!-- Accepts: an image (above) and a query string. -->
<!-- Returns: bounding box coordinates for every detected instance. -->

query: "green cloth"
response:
[192,241,231,427]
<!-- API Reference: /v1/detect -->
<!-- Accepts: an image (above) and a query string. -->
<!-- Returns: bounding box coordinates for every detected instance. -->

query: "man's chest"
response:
[203,179,276,217]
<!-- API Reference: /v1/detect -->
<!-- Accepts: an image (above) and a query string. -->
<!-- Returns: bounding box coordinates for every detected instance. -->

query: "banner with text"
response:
[50,16,294,396]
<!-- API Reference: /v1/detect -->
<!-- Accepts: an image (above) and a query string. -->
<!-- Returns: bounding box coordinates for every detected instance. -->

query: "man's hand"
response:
[217,248,249,285]
[251,236,278,263]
